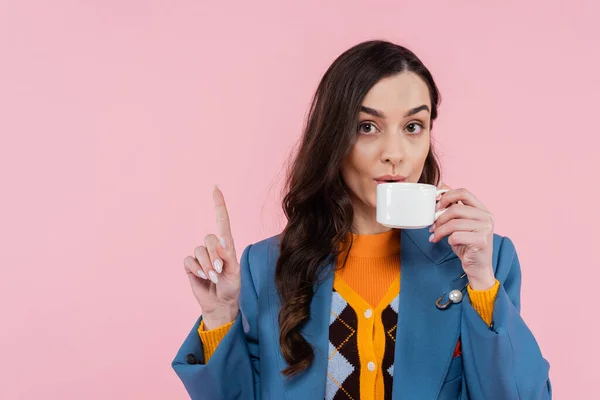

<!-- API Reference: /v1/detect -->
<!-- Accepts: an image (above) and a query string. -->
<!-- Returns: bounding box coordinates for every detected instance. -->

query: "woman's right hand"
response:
[183,186,241,330]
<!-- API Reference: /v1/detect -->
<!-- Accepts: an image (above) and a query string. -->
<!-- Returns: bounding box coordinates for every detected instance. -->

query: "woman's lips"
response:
[374,174,407,184]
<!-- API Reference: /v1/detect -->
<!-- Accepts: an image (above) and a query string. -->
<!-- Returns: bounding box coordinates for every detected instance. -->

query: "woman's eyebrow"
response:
[359,104,430,119]
[360,106,386,118]
[404,104,430,117]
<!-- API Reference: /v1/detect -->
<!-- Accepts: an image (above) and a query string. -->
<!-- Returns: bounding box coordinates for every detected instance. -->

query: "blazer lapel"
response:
[392,228,465,400]
[281,259,335,400]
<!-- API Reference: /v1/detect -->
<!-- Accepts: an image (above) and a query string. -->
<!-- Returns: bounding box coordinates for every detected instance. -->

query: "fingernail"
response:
[214,184,219,190]
[209,270,219,284]
[219,236,227,249]
[213,258,223,274]
[429,224,434,233]
[429,233,434,242]
[197,269,207,279]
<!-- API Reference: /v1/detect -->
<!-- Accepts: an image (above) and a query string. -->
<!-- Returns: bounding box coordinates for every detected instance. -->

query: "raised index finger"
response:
[212,185,234,248]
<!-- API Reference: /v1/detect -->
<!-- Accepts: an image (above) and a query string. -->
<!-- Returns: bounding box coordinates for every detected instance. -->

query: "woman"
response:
[173,40,551,399]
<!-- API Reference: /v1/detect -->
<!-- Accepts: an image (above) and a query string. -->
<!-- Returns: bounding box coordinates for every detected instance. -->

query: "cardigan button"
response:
[186,354,198,365]
[367,361,376,372]
[364,309,373,318]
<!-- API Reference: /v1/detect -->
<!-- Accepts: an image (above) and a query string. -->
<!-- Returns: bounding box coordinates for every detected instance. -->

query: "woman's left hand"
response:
[429,186,496,290]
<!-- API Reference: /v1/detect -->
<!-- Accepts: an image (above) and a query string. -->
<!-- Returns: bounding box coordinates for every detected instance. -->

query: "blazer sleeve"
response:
[172,244,260,399]
[461,236,552,399]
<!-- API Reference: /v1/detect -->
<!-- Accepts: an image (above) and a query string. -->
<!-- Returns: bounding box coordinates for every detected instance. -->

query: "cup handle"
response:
[436,188,450,197]
[434,189,450,221]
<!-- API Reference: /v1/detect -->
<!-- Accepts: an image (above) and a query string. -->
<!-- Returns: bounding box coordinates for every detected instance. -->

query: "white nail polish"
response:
[197,269,207,279]
[429,233,434,242]
[213,259,223,274]
[219,237,227,249]
[209,270,219,284]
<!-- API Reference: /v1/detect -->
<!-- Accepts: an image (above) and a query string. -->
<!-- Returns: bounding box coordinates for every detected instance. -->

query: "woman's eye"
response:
[406,123,424,134]
[358,122,378,135]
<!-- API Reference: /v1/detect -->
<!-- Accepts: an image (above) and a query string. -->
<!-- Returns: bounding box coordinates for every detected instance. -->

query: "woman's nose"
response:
[380,135,405,165]
[382,153,402,165]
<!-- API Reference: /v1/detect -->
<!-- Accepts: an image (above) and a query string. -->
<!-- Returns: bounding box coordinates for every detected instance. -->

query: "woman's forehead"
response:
[361,72,431,117]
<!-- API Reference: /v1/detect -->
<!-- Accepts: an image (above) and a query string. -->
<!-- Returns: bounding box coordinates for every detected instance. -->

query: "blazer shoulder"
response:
[492,233,520,282]
[245,234,280,264]
[492,233,518,258]
[241,234,281,290]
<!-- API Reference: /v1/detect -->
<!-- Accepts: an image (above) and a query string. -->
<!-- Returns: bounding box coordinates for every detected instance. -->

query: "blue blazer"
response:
[172,228,551,399]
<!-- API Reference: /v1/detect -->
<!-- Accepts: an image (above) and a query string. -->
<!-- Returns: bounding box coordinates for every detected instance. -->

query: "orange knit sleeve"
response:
[197,319,234,362]
[467,279,500,326]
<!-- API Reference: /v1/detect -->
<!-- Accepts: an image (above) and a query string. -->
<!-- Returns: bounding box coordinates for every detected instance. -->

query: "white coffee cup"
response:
[376,182,449,229]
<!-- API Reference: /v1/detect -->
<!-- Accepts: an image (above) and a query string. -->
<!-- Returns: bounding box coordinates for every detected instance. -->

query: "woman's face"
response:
[341,72,432,215]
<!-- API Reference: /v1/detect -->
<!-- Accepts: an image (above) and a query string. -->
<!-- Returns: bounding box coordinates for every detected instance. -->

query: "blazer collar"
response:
[392,228,464,399]
[402,226,457,265]
[278,228,464,399]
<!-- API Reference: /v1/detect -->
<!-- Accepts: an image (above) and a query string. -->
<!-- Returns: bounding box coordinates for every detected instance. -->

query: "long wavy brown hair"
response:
[276,40,442,378]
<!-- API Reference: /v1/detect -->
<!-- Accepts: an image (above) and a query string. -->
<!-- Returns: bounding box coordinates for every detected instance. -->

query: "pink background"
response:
[1,0,598,398]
